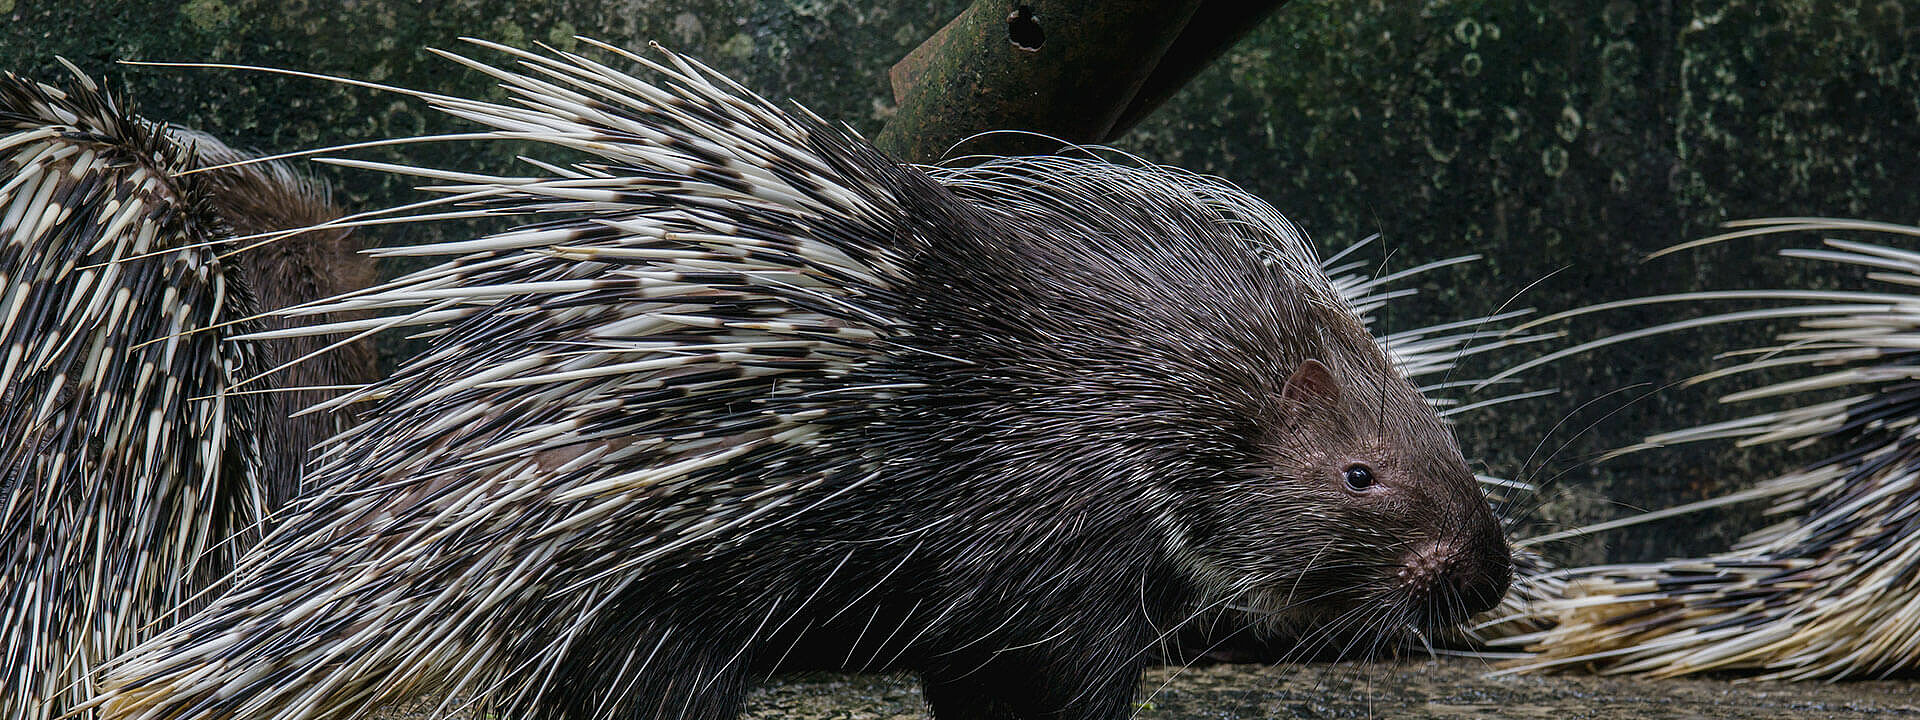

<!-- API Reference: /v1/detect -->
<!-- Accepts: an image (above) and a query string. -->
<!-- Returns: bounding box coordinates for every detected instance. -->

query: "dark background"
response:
[5,0,1915,566]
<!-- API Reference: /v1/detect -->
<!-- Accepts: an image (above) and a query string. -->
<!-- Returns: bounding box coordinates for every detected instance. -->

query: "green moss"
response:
[720,31,755,60]
[179,0,234,32]
[546,20,578,51]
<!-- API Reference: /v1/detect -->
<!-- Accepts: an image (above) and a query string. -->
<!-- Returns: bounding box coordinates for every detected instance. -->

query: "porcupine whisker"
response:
[1284,601,1374,667]
[1323,631,1382,692]
[1511,382,1651,491]
[1347,604,1407,662]
[1438,388,1560,419]
[1258,587,1380,664]
[1283,537,1341,615]
[1129,593,1257,717]
[1437,264,1570,383]
[1504,377,1698,525]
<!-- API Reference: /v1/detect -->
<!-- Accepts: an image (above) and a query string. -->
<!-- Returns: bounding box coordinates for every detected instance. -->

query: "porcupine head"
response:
[89,43,1510,720]
[906,158,1516,660]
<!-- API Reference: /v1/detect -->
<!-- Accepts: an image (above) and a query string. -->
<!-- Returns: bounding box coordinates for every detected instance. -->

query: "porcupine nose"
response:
[1455,524,1512,616]
[1403,525,1511,620]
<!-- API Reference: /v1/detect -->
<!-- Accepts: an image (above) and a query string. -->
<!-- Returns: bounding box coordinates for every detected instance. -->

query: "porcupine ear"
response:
[1282,359,1341,412]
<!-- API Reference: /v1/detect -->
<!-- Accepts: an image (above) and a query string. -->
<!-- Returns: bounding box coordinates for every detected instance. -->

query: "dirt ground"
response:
[737,659,1920,720]
[373,657,1920,718]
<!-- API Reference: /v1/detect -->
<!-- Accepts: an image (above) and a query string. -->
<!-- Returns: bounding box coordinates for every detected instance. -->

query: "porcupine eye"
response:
[1342,463,1376,491]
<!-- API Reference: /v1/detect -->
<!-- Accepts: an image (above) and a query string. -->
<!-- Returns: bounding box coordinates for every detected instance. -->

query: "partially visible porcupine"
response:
[0,64,372,718]
[1482,219,1920,681]
[96,40,1509,720]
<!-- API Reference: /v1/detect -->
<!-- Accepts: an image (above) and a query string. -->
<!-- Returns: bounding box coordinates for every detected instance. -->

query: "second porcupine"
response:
[97,40,1511,720]
[0,66,373,718]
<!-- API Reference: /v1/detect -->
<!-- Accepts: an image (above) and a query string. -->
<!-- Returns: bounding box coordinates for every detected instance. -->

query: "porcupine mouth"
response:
[1167,532,1479,659]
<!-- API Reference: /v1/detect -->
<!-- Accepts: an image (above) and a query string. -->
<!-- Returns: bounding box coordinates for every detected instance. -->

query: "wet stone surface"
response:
[379,659,1920,719]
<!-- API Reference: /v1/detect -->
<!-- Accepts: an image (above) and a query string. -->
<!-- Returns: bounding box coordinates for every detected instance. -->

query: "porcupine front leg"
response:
[526,592,760,720]
[542,645,754,720]
[922,656,1147,720]
[919,613,1156,720]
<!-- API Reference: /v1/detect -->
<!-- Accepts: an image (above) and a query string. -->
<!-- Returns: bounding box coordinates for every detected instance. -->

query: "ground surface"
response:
[374,658,1920,719]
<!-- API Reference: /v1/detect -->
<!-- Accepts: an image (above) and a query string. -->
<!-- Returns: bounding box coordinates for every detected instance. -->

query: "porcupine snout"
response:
[1401,522,1511,620]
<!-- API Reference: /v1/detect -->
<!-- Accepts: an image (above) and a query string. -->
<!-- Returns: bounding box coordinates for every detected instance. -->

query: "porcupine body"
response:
[1484,220,1920,681]
[97,40,1509,720]
[0,66,371,718]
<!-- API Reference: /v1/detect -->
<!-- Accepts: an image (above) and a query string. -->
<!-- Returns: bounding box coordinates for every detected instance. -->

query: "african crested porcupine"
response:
[1482,219,1920,681]
[0,65,372,718]
[95,40,1510,720]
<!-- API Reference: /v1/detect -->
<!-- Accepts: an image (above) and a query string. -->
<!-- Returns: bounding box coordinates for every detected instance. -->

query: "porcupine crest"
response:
[97,39,1506,720]
[0,65,365,718]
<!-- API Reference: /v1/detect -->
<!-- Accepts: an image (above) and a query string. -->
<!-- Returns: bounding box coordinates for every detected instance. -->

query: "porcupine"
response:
[1476,219,1920,680]
[94,39,1511,720]
[0,65,372,718]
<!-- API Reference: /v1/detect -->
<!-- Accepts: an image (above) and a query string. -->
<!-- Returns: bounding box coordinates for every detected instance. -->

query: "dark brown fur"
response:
[175,130,378,504]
